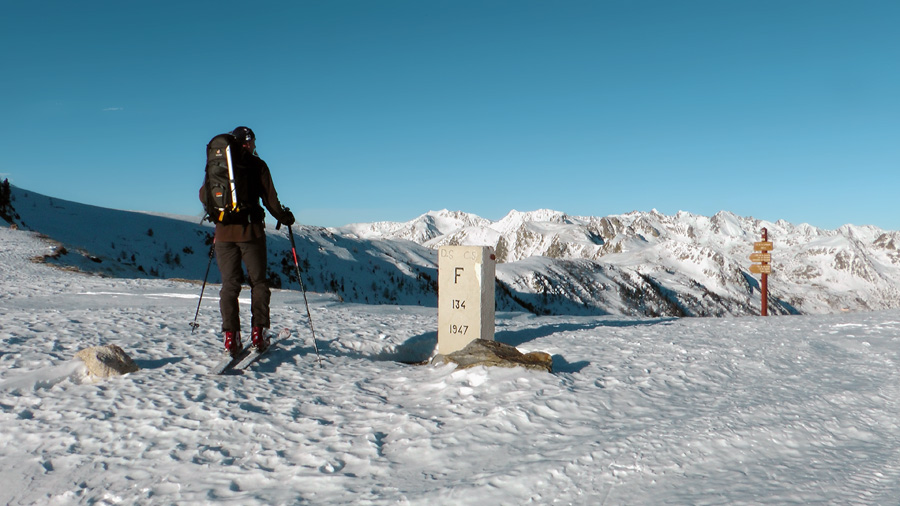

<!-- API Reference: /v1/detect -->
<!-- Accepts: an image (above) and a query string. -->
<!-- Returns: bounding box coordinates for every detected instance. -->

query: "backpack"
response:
[203,134,255,224]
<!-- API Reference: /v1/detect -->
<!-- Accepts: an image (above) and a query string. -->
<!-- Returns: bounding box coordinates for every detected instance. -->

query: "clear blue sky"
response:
[3,0,900,229]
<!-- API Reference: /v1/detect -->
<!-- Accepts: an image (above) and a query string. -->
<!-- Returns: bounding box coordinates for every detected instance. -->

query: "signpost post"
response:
[751,228,773,316]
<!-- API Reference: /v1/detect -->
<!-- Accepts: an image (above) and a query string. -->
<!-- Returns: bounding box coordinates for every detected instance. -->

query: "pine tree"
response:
[0,179,11,222]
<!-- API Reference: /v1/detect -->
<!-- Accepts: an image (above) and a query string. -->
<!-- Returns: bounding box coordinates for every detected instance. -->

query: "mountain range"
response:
[5,184,900,317]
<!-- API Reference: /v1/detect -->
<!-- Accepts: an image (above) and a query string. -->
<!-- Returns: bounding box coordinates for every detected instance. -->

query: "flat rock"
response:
[433,339,553,373]
[75,344,140,378]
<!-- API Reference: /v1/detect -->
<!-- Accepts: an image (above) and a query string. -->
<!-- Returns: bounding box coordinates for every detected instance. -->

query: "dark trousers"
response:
[215,235,270,332]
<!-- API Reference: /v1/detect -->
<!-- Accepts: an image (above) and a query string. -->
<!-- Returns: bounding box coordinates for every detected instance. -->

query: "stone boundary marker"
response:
[438,246,496,355]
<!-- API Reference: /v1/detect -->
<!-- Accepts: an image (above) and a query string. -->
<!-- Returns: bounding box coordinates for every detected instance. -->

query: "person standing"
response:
[199,126,295,356]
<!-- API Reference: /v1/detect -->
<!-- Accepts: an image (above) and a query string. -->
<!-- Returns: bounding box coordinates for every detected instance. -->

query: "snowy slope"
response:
[7,185,900,317]
[342,207,900,316]
[4,186,440,307]
[4,225,900,505]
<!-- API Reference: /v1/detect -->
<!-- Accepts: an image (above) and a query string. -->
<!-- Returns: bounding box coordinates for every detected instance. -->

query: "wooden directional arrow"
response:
[753,241,774,251]
[749,253,771,263]
[750,263,772,274]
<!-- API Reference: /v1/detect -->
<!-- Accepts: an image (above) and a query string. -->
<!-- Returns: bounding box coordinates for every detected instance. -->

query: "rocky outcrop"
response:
[433,339,553,373]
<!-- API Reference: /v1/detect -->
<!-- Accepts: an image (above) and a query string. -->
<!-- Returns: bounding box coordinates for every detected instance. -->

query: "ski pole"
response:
[190,239,215,334]
[287,224,323,367]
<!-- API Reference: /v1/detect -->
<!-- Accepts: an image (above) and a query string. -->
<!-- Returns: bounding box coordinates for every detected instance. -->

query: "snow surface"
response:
[4,225,900,505]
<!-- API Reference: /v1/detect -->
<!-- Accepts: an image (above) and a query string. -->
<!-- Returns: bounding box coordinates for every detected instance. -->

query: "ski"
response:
[234,328,291,371]
[209,344,254,375]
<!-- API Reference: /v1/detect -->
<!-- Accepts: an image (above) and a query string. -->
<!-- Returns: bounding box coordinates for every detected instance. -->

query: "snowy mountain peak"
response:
[497,208,569,226]
[336,205,900,315]
[6,184,900,317]
[337,209,489,244]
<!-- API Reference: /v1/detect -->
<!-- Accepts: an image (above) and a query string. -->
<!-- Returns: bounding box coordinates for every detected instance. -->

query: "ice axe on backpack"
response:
[277,211,323,367]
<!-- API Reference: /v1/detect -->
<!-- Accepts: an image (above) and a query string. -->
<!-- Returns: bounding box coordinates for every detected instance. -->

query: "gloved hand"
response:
[281,208,296,227]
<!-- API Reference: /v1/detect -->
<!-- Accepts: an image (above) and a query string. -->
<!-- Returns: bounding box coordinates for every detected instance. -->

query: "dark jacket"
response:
[199,148,290,243]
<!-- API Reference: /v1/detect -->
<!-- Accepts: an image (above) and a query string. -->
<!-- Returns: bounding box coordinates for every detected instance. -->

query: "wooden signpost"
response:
[751,228,773,316]
[749,264,772,274]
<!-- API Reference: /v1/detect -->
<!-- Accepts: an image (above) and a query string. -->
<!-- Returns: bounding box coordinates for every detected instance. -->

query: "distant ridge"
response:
[339,208,900,315]
[7,184,900,317]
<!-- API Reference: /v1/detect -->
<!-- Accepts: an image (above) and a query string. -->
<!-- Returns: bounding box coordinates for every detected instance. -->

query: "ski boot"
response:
[224,330,242,357]
[251,327,270,353]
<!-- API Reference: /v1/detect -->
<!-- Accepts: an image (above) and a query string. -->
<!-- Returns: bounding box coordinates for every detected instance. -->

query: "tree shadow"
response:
[313,332,439,366]
[552,355,590,374]
[240,317,677,372]
[244,329,440,370]
[495,317,677,347]
[134,357,184,369]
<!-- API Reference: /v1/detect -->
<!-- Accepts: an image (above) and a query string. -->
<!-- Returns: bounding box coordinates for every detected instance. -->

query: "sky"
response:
[2,0,900,230]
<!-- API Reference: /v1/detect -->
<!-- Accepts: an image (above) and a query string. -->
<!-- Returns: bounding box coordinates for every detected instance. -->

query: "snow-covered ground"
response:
[3,224,900,505]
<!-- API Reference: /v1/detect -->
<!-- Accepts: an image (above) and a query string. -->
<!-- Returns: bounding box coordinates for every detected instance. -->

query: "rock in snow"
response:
[434,339,553,373]
[75,344,140,378]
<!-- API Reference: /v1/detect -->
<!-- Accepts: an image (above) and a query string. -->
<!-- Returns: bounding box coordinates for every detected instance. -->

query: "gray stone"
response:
[75,344,140,378]
[433,339,553,373]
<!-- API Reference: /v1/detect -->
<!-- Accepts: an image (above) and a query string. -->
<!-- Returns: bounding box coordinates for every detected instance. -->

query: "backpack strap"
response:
[225,143,240,216]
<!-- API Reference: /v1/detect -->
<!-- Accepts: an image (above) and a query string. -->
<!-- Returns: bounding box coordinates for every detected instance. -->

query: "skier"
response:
[199,126,295,356]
